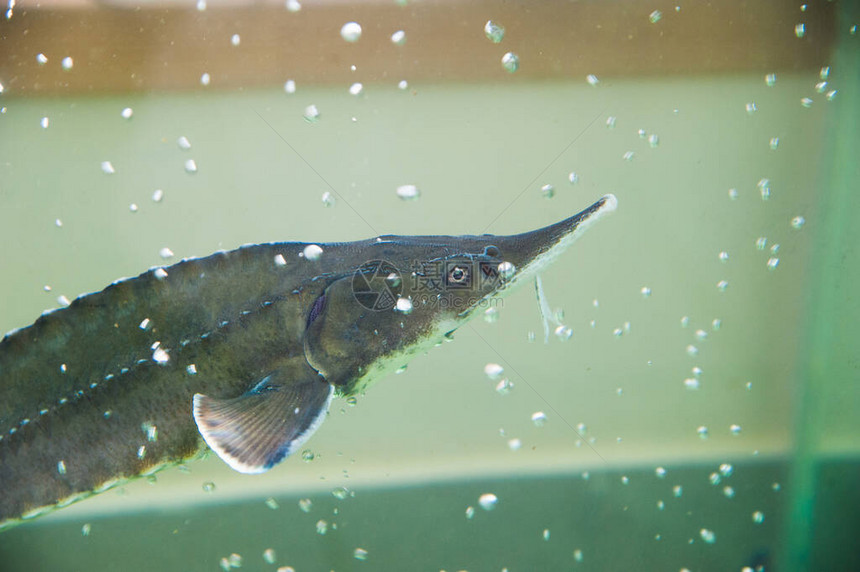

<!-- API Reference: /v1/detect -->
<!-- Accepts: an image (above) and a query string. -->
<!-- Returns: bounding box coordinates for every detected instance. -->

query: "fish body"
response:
[0,195,616,529]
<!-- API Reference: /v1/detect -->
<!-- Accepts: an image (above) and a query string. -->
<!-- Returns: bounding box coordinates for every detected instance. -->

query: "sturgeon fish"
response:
[0,194,617,530]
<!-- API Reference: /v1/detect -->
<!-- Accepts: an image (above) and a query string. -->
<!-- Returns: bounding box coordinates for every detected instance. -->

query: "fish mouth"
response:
[458,194,618,316]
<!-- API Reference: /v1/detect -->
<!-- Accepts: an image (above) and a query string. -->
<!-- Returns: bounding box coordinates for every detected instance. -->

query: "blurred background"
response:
[0,0,857,570]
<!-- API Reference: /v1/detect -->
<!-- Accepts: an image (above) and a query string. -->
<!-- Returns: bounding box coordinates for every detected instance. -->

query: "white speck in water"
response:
[57,460,67,475]
[62,56,74,70]
[684,378,700,390]
[728,188,738,200]
[791,215,806,229]
[340,22,362,42]
[767,257,780,271]
[716,280,729,292]
[286,0,301,12]
[57,295,71,307]
[177,136,191,150]
[484,363,504,380]
[623,151,635,161]
[655,467,667,478]
[321,191,336,207]
[497,261,516,280]
[349,82,363,96]
[184,159,197,173]
[801,97,813,108]
[159,247,174,259]
[699,528,716,544]
[554,325,573,340]
[394,297,413,314]
[673,485,683,498]
[542,529,551,541]
[507,438,521,451]
[200,72,210,86]
[795,23,806,38]
[284,79,296,94]
[152,346,170,364]
[230,33,240,46]
[745,102,757,115]
[606,116,617,129]
[100,161,115,174]
[540,184,555,199]
[484,20,505,43]
[495,378,513,395]
[390,30,406,45]
[697,426,709,439]
[41,117,50,129]
[586,74,599,86]
[649,10,662,23]
[121,107,133,120]
[501,52,519,73]
[641,286,652,298]
[396,184,421,201]
[353,548,369,561]
[81,523,91,536]
[315,520,328,535]
[478,493,498,511]
[531,411,547,427]
[302,244,323,261]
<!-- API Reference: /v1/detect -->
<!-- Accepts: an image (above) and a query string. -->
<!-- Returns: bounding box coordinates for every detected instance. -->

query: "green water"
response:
[1,9,858,572]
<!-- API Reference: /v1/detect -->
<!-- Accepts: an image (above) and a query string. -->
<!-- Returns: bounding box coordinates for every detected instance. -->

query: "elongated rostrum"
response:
[0,195,616,530]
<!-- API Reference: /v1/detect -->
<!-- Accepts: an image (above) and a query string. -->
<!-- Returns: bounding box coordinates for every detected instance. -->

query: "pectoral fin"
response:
[192,365,333,474]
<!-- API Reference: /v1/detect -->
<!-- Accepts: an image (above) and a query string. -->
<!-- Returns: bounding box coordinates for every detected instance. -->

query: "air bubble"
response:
[699,528,716,544]
[723,486,735,498]
[752,511,764,524]
[756,237,768,250]
[795,23,805,38]
[495,379,513,395]
[394,297,413,314]
[478,493,498,510]
[349,82,363,96]
[62,56,74,70]
[101,161,116,175]
[767,258,780,271]
[159,247,174,259]
[655,467,667,478]
[568,172,579,184]
[709,472,721,485]
[765,73,777,86]
[396,184,420,201]
[284,79,296,94]
[541,184,555,199]
[507,438,521,451]
[501,52,519,73]
[286,0,301,12]
[728,188,738,200]
[186,364,197,375]
[531,411,547,427]
[152,346,169,364]
[315,520,328,535]
[331,486,350,500]
[298,498,312,512]
[36,53,48,65]
[484,20,505,43]
[648,134,659,148]
[263,548,276,564]
[200,73,211,86]
[81,523,91,536]
[177,136,191,150]
[718,251,729,262]
[745,102,757,115]
[684,378,700,390]
[302,244,323,261]
[696,425,709,439]
[586,74,599,86]
[398,80,408,90]
[719,463,733,476]
[686,344,698,356]
[390,30,406,45]
[554,325,573,340]
[791,215,805,229]
[303,104,320,122]
[353,548,369,561]
[716,280,728,292]
[230,34,240,47]
[730,424,742,436]
[623,151,635,161]
[57,460,67,475]
[606,116,617,129]
[321,191,336,207]
[184,159,197,173]
[340,22,362,42]
[641,286,651,298]
[484,363,504,380]
[769,137,779,150]
[465,506,475,519]
[497,261,516,280]
[801,97,813,108]
[649,10,662,23]
[543,529,551,541]
[483,307,499,323]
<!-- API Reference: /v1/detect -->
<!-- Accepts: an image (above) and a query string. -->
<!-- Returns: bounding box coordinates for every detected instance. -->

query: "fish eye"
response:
[448,265,468,283]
